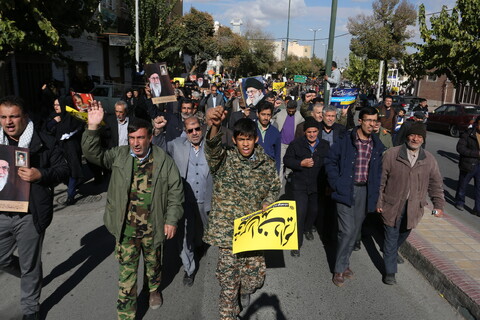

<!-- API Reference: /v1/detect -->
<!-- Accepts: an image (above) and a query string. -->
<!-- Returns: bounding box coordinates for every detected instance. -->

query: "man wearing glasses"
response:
[325,106,384,287]
[167,116,213,287]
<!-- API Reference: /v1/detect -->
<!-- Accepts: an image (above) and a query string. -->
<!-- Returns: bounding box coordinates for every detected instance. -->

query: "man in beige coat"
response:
[377,122,445,285]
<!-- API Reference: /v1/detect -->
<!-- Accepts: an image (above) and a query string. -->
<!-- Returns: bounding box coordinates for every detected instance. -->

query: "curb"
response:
[401,230,480,320]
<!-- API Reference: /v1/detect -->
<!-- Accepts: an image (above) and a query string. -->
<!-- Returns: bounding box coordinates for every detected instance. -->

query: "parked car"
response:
[90,84,124,114]
[374,96,422,112]
[401,96,424,112]
[427,104,480,137]
[391,96,409,112]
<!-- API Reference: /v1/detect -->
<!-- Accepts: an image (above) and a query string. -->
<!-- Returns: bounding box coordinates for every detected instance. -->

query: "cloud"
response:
[213,0,308,29]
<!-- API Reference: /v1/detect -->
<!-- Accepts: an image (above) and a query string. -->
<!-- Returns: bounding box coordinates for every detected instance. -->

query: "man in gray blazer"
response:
[167,115,213,286]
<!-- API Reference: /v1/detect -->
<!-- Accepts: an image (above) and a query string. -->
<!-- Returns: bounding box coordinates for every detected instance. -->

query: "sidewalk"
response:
[401,205,480,320]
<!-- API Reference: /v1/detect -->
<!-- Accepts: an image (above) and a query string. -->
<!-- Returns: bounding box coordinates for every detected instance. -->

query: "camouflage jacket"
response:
[203,128,281,248]
[81,129,184,248]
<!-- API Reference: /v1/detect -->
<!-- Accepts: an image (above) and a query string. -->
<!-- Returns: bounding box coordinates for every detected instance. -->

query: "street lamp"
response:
[309,28,321,59]
[284,0,292,76]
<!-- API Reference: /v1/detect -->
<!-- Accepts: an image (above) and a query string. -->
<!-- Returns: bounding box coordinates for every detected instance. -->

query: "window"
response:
[426,74,438,82]
[445,105,457,115]
[434,105,447,115]
[463,106,480,115]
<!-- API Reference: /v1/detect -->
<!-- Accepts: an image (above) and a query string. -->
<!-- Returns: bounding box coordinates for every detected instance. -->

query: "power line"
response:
[246,32,350,42]
[425,8,453,16]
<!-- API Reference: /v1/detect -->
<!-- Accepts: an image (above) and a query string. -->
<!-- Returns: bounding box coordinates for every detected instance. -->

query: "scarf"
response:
[0,120,34,148]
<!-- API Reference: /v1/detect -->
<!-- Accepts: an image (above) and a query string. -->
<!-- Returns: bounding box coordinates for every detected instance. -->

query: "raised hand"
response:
[206,106,226,128]
[153,116,167,130]
[87,100,104,130]
[206,106,226,139]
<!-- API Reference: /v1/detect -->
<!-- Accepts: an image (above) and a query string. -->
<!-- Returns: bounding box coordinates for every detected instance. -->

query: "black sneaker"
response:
[64,197,76,206]
[183,272,194,287]
[23,313,39,320]
[383,273,396,285]
[353,241,361,251]
[305,231,314,241]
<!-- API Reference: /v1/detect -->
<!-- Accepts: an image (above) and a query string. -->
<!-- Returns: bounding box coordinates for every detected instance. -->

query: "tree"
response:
[177,8,217,75]
[413,0,480,101]
[214,26,249,78]
[274,56,324,78]
[343,53,379,89]
[347,0,416,97]
[130,0,181,67]
[237,29,276,76]
[0,0,99,58]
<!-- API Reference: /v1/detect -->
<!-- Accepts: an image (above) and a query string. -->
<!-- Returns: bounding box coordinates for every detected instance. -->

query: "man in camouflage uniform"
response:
[82,102,184,320]
[204,106,281,320]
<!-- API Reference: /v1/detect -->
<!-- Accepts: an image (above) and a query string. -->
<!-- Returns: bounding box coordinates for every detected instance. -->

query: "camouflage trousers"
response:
[216,248,266,320]
[115,234,162,320]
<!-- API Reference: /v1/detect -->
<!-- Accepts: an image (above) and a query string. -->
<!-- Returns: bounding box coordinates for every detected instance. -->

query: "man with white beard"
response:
[244,78,265,108]
[149,72,162,97]
[0,159,9,191]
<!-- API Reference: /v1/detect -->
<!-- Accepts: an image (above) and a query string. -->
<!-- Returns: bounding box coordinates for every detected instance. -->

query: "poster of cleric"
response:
[0,145,30,212]
[144,62,177,104]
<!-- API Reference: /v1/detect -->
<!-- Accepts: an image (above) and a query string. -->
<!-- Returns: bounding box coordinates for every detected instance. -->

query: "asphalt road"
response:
[0,177,463,320]
[425,129,480,232]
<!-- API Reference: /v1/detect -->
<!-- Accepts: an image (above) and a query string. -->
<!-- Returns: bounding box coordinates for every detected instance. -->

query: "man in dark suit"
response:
[200,85,225,111]
[104,100,129,149]
[319,105,347,147]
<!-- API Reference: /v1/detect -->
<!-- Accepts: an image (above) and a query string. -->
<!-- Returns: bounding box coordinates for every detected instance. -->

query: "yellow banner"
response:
[66,106,88,122]
[272,82,285,91]
[173,77,185,87]
[233,201,298,254]
[66,106,105,126]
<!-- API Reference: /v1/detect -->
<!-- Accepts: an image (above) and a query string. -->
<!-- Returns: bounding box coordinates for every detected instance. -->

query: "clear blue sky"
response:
[183,0,456,66]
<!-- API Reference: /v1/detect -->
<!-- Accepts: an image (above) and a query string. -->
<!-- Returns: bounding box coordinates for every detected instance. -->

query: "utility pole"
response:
[309,28,321,59]
[135,0,140,72]
[284,0,291,76]
[323,0,338,106]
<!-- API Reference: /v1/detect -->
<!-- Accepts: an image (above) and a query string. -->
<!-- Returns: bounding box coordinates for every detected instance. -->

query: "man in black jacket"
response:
[284,117,330,257]
[0,96,69,320]
[455,116,480,216]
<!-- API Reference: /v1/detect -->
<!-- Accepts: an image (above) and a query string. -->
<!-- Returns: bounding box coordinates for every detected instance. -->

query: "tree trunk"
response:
[382,59,388,99]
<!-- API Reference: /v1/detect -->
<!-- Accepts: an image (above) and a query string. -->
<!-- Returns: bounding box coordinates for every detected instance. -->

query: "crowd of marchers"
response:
[5,65,480,320]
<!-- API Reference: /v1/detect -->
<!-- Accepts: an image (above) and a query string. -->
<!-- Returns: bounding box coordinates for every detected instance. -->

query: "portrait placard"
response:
[239,76,264,104]
[0,145,30,212]
[70,92,94,112]
[144,62,177,103]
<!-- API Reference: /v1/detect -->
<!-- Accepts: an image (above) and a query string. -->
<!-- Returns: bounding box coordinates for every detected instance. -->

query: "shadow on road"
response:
[437,150,459,164]
[360,212,385,275]
[265,251,286,269]
[241,293,287,320]
[40,226,115,319]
